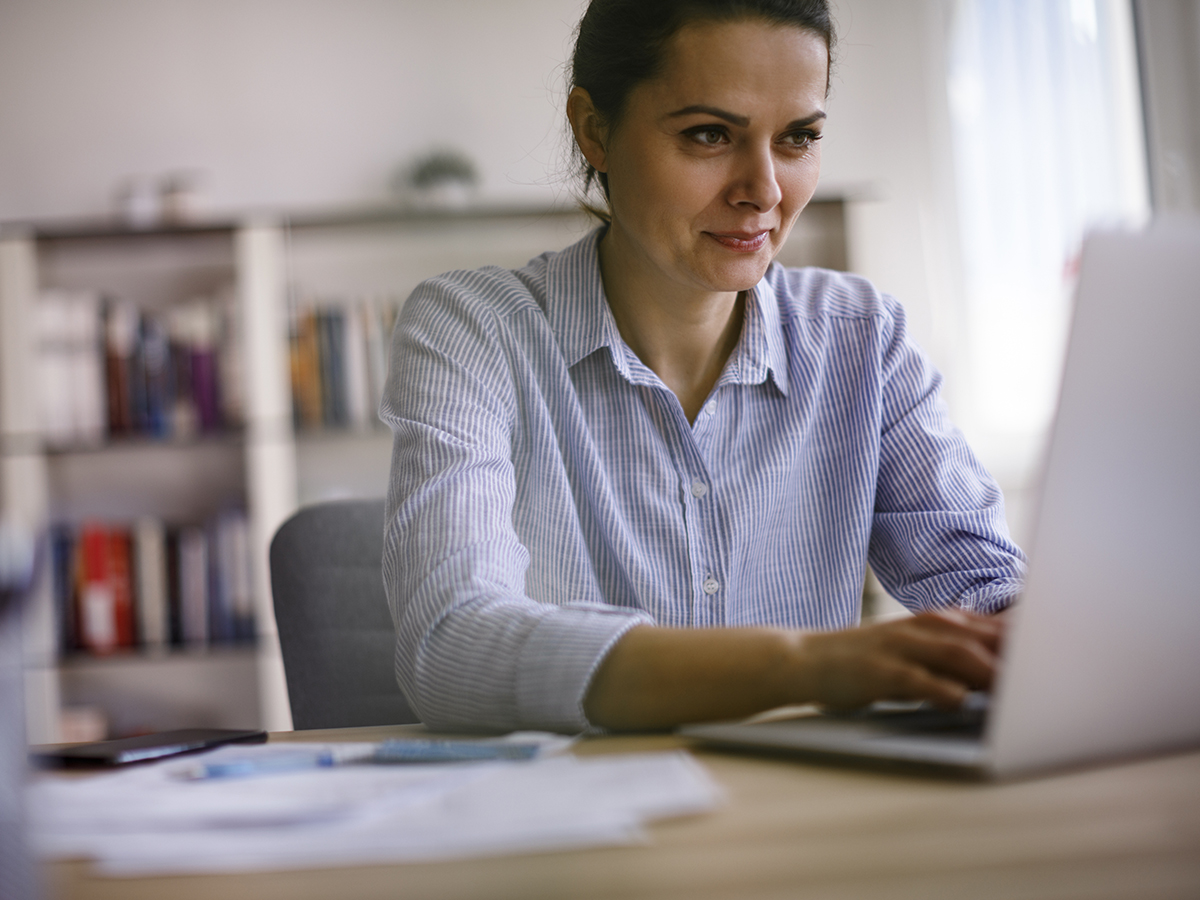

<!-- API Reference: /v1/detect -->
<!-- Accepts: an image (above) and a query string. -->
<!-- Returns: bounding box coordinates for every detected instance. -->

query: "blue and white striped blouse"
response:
[381,228,1026,733]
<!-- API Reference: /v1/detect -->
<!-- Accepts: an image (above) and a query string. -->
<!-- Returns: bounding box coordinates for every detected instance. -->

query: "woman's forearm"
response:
[583,625,808,730]
[583,611,1005,731]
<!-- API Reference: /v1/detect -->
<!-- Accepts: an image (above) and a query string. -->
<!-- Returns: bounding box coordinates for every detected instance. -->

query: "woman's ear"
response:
[567,87,609,174]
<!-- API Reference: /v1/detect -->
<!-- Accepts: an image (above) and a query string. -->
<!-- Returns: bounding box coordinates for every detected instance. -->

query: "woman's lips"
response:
[707,231,770,252]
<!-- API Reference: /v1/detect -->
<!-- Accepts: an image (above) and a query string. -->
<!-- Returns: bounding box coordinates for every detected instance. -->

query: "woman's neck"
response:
[598,227,745,424]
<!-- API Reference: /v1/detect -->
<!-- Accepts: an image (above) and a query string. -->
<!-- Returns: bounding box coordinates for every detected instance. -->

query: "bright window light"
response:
[947,0,1150,469]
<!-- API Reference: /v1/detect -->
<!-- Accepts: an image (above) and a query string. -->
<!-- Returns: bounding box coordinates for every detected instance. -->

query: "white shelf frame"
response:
[0,221,299,740]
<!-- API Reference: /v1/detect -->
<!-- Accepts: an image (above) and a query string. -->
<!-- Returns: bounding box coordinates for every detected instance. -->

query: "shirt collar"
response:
[545,228,790,395]
[736,271,791,396]
[546,227,630,374]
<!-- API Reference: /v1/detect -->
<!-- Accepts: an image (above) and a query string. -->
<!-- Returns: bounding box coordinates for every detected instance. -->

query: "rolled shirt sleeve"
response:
[867,290,1025,614]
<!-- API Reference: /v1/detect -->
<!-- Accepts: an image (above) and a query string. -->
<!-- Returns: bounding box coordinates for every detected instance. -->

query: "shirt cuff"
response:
[514,604,654,733]
[957,579,1023,614]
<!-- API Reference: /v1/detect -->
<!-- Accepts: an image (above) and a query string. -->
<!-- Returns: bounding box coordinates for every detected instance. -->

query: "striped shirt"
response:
[381,228,1026,733]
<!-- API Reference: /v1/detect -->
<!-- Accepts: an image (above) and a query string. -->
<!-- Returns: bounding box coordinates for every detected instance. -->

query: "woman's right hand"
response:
[794,609,1005,711]
[584,609,1006,731]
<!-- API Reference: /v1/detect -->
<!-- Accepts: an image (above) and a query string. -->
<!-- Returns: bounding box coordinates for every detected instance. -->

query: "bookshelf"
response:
[0,217,296,743]
[0,200,847,744]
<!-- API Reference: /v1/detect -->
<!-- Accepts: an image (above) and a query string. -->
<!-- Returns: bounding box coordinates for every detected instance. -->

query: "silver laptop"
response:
[683,225,1200,778]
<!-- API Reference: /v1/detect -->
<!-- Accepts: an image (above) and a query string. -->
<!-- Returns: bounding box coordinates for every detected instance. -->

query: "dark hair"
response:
[569,0,835,216]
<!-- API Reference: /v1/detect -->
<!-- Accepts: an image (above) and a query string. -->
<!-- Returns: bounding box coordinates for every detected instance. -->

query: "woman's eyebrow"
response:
[667,105,750,126]
[666,105,827,129]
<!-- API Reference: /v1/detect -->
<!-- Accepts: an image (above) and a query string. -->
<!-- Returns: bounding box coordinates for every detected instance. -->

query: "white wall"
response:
[820,0,966,389]
[0,0,586,218]
[0,0,963,363]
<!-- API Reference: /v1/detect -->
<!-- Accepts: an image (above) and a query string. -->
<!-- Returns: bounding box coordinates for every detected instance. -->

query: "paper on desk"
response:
[28,741,721,876]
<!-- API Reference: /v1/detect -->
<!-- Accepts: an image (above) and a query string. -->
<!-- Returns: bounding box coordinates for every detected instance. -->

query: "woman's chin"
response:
[696,254,775,294]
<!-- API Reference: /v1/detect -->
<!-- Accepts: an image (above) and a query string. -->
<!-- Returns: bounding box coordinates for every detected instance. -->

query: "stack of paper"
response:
[29,742,721,876]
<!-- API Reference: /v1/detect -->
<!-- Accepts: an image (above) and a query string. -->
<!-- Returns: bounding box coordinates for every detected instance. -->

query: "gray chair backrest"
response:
[270,499,418,730]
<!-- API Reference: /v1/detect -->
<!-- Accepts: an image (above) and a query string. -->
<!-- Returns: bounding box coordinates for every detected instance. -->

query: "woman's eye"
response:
[781,130,822,149]
[686,127,727,146]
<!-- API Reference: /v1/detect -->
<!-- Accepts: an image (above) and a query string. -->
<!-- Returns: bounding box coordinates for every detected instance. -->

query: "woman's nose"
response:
[727,145,783,211]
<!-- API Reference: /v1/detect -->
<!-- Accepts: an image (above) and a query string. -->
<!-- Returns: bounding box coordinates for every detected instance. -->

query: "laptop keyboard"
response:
[829,692,989,738]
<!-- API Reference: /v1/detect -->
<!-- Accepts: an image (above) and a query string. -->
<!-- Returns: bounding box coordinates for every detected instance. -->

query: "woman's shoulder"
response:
[403,252,554,323]
[763,263,902,323]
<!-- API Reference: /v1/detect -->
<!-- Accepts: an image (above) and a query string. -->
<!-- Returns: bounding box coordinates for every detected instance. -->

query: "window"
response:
[947,0,1149,468]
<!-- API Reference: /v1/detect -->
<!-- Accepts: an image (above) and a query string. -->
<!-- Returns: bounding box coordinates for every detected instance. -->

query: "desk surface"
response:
[46,726,1200,900]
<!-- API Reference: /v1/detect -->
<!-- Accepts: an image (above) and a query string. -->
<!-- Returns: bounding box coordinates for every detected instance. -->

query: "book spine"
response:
[73,292,108,445]
[178,527,209,645]
[77,523,117,654]
[50,526,77,654]
[363,297,388,423]
[327,307,348,428]
[226,511,255,641]
[165,527,183,646]
[317,307,335,428]
[189,303,222,433]
[35,292,75,447]
[133,517,169,649]
[217,289,244,428]
[343,301,370,430]
[107,528,136,648]
[206,518,232,643]
[139,317,172,439]
[104,300,138,436]
[168,306,198,440]
[295,306,323,428]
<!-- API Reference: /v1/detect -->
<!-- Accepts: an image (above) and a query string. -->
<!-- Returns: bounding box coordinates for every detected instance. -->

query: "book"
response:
[70,292,107,445]
[289,294,403,432]
[216,287,244,428]
[50,526,77,654]
[35,290,107,447]
[168,306,199,439]
[133,518,169,649]
[362,297,389,419]
[104,300,139,436]
[178,526,209,646]
[343,302,370,430]
[134,317,172,438]
[188,304,222,433]
[35,292,75,446]
[75,523,134,653]
[289,305,323,429]
[107,529,136,648]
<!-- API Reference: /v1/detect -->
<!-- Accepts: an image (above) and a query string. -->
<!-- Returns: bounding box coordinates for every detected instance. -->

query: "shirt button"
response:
[702,576,720,595]
[703,401,717,417]
[689,480,709,499]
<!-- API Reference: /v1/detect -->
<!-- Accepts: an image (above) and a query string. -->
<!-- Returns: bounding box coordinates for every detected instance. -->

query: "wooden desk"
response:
[45,727,1200,900]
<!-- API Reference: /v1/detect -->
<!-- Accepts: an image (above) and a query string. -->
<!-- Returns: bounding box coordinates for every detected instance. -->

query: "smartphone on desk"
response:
[31,728,267,768]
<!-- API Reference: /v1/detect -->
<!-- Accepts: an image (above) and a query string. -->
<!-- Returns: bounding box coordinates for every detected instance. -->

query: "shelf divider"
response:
[0,235,63,743]
[236,221,298,733]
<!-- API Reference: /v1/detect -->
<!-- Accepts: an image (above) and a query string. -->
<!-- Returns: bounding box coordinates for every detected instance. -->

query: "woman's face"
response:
[585,19,828,299]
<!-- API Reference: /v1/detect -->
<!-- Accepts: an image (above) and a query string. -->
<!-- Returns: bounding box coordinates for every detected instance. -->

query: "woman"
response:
[382,0,1025,733]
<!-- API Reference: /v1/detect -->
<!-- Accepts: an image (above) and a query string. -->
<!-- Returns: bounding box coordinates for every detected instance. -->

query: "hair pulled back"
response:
[569,0,835,216]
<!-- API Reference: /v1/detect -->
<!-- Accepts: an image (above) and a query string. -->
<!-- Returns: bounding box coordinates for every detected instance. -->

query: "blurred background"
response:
[0,0,1196,744]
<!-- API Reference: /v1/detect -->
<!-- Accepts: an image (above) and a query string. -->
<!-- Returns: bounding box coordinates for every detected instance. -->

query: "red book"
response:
[75,524,136,653]
[107,529,136,648]
[77,524,117,653]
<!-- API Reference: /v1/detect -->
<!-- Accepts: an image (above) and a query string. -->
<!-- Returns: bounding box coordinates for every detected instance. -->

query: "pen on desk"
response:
[181,739,543,781]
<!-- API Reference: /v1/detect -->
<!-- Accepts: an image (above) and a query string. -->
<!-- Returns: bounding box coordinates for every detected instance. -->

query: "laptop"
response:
[682,225,1200,778]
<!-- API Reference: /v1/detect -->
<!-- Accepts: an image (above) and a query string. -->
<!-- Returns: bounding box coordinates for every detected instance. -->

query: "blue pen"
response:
[182,748,343,780]
[182,740,542,781]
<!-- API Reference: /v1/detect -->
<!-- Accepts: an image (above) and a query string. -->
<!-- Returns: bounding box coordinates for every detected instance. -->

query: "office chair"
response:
[269,499,419,729]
